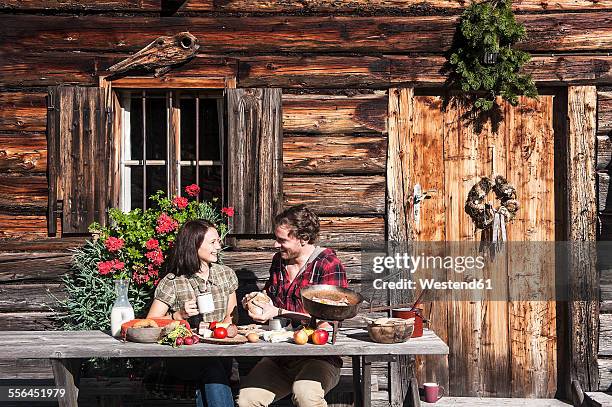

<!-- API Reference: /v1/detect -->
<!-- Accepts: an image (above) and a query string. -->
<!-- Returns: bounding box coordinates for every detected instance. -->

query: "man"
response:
[237,204,348,407]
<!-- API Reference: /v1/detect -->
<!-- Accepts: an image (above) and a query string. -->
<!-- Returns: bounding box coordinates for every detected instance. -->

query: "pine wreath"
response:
[465,175,519,229]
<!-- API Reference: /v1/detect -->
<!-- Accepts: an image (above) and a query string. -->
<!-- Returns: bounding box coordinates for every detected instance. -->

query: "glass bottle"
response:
[110,279,135,337]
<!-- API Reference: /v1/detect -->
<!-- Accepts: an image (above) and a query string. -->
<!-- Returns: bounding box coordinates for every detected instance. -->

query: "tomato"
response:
[184,337,194,345]
[213,327,228,339]
[209,321,217,330]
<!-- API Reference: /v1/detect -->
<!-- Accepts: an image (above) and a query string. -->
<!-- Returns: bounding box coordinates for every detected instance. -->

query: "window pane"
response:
[180,165,222,202]
[129,97,143,161]
[146,98,167,160]
[130,166,143,210]
[146,165,167,209]
[199,99,220,161]
[179,98,196,161]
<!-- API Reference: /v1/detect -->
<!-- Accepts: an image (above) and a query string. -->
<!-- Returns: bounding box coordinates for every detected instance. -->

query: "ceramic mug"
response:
[197,292,215,314]
[268,317,290,331]
[423,382,444,403]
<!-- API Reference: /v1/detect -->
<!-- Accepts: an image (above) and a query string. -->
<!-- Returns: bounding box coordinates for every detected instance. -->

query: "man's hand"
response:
[248,299,279,323]
[241,291,260,309]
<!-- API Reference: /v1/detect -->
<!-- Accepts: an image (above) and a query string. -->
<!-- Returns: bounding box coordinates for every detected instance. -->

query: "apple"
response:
[311,329,329,345]
[293,329,309,345]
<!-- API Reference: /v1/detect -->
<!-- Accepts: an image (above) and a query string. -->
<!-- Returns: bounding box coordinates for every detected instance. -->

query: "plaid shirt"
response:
[154,263,238,324]
[263,247,348,313]
[263,247,348,369]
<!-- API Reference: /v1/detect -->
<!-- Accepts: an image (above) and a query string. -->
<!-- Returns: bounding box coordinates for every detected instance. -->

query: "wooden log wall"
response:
[598,87,612,391]
[0,0,611,399]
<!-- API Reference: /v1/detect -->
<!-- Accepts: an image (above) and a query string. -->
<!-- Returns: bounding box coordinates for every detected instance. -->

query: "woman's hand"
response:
[248,299,279,323]
[176,299,198,320]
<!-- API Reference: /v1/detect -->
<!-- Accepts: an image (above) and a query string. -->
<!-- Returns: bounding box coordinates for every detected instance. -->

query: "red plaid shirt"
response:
[263,247,348,314]
[263,247,348,369]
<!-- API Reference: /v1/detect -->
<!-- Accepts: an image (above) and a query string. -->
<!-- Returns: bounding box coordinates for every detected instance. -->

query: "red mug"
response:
[391,307,423,337]
[423,382,444,403]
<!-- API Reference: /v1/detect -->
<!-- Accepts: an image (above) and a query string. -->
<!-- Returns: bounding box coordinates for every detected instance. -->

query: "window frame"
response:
[99,75,236,212]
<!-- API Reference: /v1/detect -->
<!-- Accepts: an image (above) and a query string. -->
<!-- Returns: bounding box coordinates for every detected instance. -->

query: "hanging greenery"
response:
[447,0,538,112]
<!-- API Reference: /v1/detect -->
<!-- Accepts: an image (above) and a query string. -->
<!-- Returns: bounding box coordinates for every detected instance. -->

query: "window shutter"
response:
[47,85,119,235]
[226,88,283,234]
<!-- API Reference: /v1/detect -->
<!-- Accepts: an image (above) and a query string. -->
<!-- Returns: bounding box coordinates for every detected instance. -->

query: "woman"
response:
[147,219,238,407]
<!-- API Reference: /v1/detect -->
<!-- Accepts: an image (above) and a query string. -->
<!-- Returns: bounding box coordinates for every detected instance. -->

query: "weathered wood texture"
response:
[567,86,599,393]
[399,95,557,397]
[284,135,386,175]
[230,217,385,250]
[3,14,611,54]
[48,86,120,234]
[284,176,385,215]
[4,0,611,12]
[0,1,160,11]
[283,94,388,134]
[226,88,283,234]
[0,132,46,175]
[239,55,612,88]
[0,329,449,358]
[386,87,417,407]
[179,0,612,13]
[2,54,611,89]
[0,175,47,216]
[0,91,47,133]
[0,284,66,312]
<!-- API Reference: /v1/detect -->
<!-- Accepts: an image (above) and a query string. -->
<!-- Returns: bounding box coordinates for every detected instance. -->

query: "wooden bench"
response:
[0,328,448,407]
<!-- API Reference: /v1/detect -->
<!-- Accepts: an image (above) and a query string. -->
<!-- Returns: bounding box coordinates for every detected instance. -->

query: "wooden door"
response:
[404,94,557,397]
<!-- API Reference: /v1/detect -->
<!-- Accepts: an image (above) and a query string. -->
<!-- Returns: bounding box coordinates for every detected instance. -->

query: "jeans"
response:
[195,357,235,407]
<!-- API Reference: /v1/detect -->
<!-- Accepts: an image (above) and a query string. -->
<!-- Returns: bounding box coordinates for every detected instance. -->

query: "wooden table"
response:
[0,328,448,407]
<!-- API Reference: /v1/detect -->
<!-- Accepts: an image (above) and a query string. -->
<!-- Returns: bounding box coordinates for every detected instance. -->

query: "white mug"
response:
[197,293,215,314]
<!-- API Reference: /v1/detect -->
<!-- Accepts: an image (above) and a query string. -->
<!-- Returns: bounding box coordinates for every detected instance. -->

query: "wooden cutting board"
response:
[200,334,248,345]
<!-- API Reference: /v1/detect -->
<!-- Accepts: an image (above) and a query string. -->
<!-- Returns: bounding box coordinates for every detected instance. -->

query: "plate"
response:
[199,334,248,345]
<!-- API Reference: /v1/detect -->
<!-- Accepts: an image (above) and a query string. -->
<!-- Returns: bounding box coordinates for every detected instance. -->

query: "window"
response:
[119,91,224,211]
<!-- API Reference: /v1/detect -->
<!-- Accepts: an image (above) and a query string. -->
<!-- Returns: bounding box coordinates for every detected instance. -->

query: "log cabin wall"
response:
[0,0,611,397]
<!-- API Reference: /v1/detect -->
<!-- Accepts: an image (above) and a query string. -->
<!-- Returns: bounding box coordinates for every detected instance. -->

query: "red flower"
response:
[146,249,164,266]
[145,238,159,250]
[153,279,160,286]
[172,196,189,210]
[147,264,159,278]
[185,184,201,197]
[97,260,114,276]
[113,260,125,270]
[104,237,124,252]
[156,213,178,234]
[132,272,150,285]
[221,207,235,217]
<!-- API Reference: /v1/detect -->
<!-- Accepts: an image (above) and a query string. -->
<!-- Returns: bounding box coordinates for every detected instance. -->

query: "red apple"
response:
[311,329,329,345]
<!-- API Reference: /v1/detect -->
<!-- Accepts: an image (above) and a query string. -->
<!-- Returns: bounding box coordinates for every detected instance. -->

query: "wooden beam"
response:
[0,174,47,216]
[0,0,160,11]
[283,94,388,134]
[2,14,611,55]
[180,0,612,13]
[387,88,416,406]
[284,134,386,175]
[567,85,599,394]
[283,175,385,215]
[0,132,46,176]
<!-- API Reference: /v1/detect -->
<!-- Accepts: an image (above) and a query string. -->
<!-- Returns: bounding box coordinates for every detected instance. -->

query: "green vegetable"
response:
[158,324,193,347]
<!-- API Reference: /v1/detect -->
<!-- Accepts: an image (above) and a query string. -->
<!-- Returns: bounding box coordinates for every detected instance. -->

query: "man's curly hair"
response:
[274,204,320,244]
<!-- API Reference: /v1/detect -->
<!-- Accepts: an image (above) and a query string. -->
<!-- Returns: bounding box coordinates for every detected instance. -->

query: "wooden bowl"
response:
[126,327,162,343]
[367,319,415,344]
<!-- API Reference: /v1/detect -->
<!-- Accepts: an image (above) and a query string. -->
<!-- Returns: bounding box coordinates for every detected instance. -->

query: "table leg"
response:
[362,356,372,407]
[51,358,82,407]
[352,356,362,407]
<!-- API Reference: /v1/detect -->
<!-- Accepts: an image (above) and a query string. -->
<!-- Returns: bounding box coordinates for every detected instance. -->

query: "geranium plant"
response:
[54,184,234,332]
